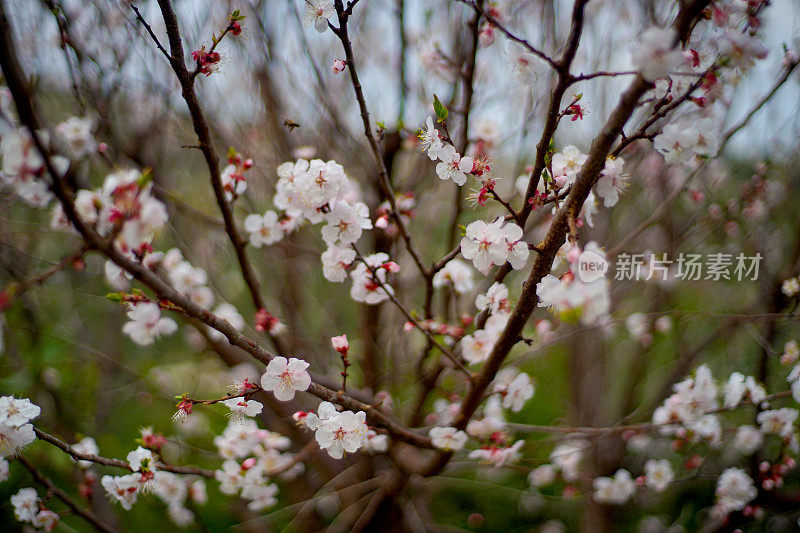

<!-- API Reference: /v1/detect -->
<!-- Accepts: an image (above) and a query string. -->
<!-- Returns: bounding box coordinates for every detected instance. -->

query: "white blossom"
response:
[715,468,757,513]
[244,210,283,247]
[429,426,468,451]
[757,408,798,438]
[550,440,586,482]
[306,402,369,458]
[221,398,264,424]
[304,0,334,33]
[593,469,636,504]
[127,446,157,474]
[11,487,39,522]
[493,369,534,412]
[0,422,36,457]
[595,157,627,207]
[122,302,177,346]
[73,436,99,468]
[260,357,312,401]
[101,474,141,510]
[207,302,245,341]
[32,509,59,530]
[0,396,40,427]
[529,464,557,488]
[632,26,682,81]
[55,116,96,157]
[435,144,473,186]
[321,245,356,282]
[432,259,475,294]
[418,116,444,160]
[551,146,587,188]
[733,425,763,455]
[468,440,524,467]
[321,201,372,245]
[782,277,800,297]
[644,459,674,492]
[475,282,510,314]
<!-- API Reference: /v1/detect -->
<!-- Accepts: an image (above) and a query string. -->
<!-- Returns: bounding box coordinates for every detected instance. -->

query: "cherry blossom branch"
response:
[611,66,712,157]
[507,390,794,436]
[330,0,427,277]
[418,0,712,479]
[130,5,170,62]
[147,0,290,355]
[33,428,215,477]
[445,0,482,250]
[608,60,797,258]
[570,70,639,82]
[0,20,430,450]
[515,0,589,226]
[188,20,234,81]
[489,189,517,219]
[719,58,799,147]
[453,0,558,70]
[351,246,473,378]
[2,245,87,306]
[16,455,117,533]
[180,384,263,406]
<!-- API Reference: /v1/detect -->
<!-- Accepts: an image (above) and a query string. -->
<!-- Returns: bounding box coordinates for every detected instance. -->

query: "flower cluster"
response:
[221,151,252,201]
[349,252,400,305]
[459,283,512,364]
[432,258,475,294]
[1,127,68,207]
[303,402,370,458]
[536,241,611,325]
[11,487,59,530]
[51,168,169,256]
[653,364,799,454]
[213,419,300,511]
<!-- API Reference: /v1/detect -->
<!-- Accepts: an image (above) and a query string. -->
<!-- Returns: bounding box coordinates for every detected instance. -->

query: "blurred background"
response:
[1,0,800,531]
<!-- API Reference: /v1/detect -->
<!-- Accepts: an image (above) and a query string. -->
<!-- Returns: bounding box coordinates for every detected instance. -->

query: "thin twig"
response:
[16,455,117,533]
[453,0,558,70]
[130,5,171,61]
[331,0,428,277]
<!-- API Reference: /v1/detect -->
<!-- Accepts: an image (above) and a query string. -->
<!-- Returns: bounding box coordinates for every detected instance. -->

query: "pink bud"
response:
[566,246,582,264]
[242,457,257,470]
[478,24,495,47]
[403,321,414,332]
[331,59,346,74]
[762,479,775,490]
[382,261,400,273]
[375,214,389,229]
[331,334,349,355]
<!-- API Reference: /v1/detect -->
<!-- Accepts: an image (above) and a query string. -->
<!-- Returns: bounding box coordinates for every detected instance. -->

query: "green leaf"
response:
[136,168,153,189]
[105,293,124,302]
[433,94,448,122]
